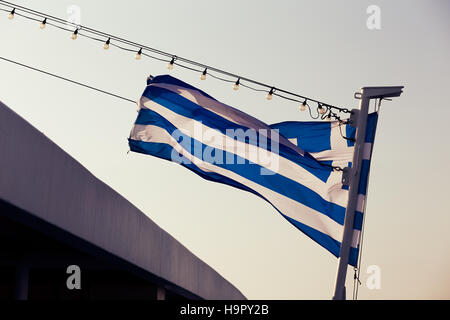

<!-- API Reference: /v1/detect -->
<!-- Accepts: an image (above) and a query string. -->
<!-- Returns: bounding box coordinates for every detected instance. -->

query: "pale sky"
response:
[0,0,449,299]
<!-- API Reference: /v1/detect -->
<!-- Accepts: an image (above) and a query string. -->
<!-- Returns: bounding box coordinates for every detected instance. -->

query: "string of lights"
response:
[0,0,353,122]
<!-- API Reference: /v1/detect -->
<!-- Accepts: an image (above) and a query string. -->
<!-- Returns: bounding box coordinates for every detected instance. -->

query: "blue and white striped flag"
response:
[129,75,377,266]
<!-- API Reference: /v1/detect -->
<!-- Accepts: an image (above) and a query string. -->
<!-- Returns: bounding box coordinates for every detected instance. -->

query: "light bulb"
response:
[40,18,46,29]
[200,68,207,80]
[266,88,274,100]
[327,114,332,121]
[318,105,326,114]
[168,57,175,70]
[104,38,110,50]
[135,48,142,60]
[8,9,15,20]
[300,101,307,111]
[71,29,78,40]
[233,78,240,91]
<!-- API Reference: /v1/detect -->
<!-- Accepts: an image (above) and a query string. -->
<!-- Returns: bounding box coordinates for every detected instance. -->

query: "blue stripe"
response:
[353,211,363,230]
[358,160,371,195]
[346,124,356,147]
[283,214,340,258]
[365,113,378,143]
[284,215,359,266]
[349,247,359,267]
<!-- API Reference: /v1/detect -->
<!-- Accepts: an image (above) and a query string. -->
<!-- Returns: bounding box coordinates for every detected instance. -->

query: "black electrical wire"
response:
[239,82,267,93]
[207,72,235,83]
[14,11,40,22]
[0,0,351,115]
[0,55,136,104]
[173,62,203,73]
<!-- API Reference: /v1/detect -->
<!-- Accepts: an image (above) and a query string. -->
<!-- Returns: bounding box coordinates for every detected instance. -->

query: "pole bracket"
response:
[348,109,359,128]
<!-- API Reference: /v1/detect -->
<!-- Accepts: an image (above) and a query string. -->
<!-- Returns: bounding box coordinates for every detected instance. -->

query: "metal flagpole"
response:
[332,86,404,300]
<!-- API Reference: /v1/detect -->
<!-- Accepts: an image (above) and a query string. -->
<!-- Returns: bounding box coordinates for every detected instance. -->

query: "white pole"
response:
[332,86,404,300]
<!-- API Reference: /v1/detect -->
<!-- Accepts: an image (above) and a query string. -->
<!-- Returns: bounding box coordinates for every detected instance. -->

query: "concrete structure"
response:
[0,101,245,300]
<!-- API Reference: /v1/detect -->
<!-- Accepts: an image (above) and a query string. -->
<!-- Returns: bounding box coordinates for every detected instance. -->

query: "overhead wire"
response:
[0,55,136,104]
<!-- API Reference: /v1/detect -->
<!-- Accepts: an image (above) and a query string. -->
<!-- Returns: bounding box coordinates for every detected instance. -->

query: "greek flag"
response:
[129,75,377,266]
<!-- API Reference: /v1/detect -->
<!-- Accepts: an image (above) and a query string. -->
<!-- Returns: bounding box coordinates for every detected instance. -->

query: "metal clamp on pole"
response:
[341,167,352,186]
[349,109,359,128]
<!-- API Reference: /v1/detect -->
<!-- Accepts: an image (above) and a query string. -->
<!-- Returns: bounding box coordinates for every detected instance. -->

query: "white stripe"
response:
[330,122,350,152]
[131,124,360,248]
[310,147,354,164]
[138,97,349,208]
[352,230,361,249]
[330,122,354,169]
[362,143,372,160]
[356,194,365,213]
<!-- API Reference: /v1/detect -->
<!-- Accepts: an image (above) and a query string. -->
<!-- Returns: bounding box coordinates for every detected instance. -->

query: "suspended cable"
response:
[0,55,136,104]
[239,82,267,93]
[0,0,352,119]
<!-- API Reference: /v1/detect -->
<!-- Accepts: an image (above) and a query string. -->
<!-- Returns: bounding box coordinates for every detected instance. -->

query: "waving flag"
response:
[128,75,377,266]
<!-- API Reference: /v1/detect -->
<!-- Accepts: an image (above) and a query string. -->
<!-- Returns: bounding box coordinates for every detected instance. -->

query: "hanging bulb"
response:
[135,48,142,60]
[71,28,78,40]
[233,78,240,91]
[326,113,333,121]
[200,68,207,80]
[318,104,326,114]
[40,18,47,29]
[266,87,274,100]
[168,57,175,70]
[300,100,307,111]
[8,8,15,20]
[103,38,110,50]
